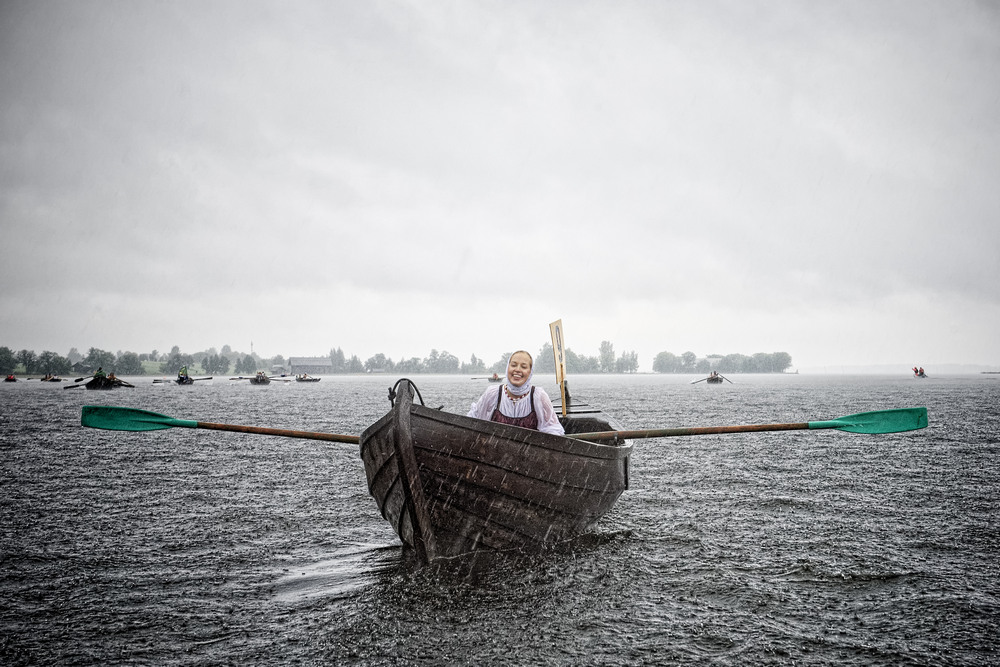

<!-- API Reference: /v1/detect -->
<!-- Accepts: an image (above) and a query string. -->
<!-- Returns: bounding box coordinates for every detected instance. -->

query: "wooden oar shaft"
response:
[195,421,360,444]
[574,422,810,441]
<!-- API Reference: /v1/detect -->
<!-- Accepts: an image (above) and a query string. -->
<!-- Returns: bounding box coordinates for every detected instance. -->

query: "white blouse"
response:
[467,384,565,435]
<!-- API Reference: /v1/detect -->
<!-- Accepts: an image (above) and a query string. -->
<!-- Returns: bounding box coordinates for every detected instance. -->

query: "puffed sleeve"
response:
[533,387,565,435]
[467,385,501,421]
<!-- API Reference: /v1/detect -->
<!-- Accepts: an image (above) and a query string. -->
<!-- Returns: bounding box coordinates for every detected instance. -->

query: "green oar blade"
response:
[808,407,928,434]
[82,406,198,432]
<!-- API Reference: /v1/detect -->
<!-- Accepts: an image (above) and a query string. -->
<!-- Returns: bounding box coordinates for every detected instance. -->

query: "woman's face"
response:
[507,352,532,387]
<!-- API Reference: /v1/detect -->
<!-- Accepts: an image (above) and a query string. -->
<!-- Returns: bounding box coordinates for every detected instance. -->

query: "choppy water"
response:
[1,373,998,665]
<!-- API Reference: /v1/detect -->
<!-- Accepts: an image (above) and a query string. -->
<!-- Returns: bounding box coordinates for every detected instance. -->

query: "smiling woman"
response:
[466,350,564,435]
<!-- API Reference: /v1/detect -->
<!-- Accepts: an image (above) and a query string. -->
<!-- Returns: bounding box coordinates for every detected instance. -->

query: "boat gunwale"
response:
[362,402,631,460]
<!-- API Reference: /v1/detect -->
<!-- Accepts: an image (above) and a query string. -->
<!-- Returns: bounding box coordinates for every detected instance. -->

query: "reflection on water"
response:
[1,373,998,665]
[271,545,402,603]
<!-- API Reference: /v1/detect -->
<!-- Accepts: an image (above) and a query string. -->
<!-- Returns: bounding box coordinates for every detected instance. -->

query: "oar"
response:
[155,376,213,383]
[690,378,707,384]
[572,407,928,441]
[80,406,361,444]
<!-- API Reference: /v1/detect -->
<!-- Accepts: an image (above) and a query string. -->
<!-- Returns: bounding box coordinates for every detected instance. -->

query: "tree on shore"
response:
[16,350,38,375]
[616,350,639,373]
[599,341,615,373]
[330,347,347,373]
[364,353,392,373]
[653,350,792,373]
[652,351,681,373]
[461,354,486,374]
[0,347,16,374]
[158,346,194,375]
[115,351,145,375]
[395,357,424,373]
[37,351,73,375]
[234,354,257,374]
[201,354,231,375]
[83,348,116,373]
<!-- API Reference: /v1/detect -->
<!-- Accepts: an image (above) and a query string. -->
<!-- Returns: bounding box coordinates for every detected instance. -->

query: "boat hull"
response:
[85,377,134,390]
[360,381,631,563]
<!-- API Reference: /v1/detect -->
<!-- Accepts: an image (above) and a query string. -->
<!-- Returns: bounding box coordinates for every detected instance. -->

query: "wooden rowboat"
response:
[360,379,631,563]
[692,373,729,385]
[153,376,212,385]
[85,376,135,390]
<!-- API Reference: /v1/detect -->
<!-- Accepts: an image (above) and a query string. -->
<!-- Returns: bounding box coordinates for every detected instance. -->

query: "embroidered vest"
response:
[491,386,538,430]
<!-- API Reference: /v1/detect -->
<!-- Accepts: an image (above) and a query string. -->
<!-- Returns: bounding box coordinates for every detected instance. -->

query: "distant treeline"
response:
[653,351,793,374]
[0,345,280,377]
[1,343,793,376]
[359,342,640,376]
[0,341,642,376]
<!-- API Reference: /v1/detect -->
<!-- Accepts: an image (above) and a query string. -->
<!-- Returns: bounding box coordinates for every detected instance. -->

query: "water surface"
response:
[1,373,997,664]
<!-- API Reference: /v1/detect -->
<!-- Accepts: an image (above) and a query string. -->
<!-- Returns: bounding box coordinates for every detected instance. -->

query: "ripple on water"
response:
[1,374,998,665]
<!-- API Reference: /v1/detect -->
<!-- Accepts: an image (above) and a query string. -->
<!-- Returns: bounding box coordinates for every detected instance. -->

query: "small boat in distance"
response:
[229,372,291,384]
[153,367,212,385]
[249,372,271,385]
[295,374,321,382]
[64,369,135,390]
[692,371,731,385]
[176,366,194,385]
[75,375,136,390]
[913,366,927,378]
[360,379,631,564]
[153,376,213,385]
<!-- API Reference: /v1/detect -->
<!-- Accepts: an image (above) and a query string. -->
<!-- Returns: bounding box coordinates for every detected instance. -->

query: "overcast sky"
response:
[2,0,998,372]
